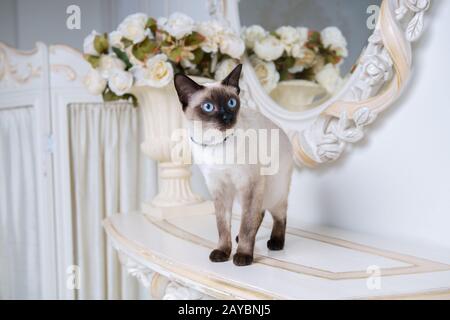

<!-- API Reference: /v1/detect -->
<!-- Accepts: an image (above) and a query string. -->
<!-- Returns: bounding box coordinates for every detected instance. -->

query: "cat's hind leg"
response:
[267,201,287,251]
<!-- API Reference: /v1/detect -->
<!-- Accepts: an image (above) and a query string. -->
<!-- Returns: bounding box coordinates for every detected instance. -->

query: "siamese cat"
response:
[174,64,293,266]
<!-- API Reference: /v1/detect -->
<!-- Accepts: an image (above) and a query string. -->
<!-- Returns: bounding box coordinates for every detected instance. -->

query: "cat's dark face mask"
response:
[174,64,242,131]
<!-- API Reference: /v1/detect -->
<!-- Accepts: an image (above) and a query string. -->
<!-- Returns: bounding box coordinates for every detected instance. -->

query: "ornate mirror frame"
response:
[210,0,431,168]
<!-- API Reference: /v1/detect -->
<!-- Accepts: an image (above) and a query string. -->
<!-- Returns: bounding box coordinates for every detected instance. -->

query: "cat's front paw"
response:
[209,249,230,262]
[233,253,253,266]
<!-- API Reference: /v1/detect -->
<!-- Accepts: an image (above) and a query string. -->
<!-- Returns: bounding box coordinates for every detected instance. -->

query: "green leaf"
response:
[132,38,158,62]
[102,88,122,102]
[284,56,295,68]
[112,47,132,70]
[146,17,158,35]
[308,31,321,43]
[121,38,133,48]
[168,47,183,63]
[185,32,205,46]
[84,54,100,68]
[325,53,342,65]
[123,94,139,107]
[102,89,138,107]
[94,34,109,54]
[279,69,294,81]
[306,31,322,51]
[192,48,204,65]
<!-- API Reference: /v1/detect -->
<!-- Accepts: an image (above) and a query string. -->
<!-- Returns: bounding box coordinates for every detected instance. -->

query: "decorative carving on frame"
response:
[0,43,44,88]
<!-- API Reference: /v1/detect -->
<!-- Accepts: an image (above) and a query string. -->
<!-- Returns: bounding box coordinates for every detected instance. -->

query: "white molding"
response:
[223,0,431,168]
[116,249,209,299]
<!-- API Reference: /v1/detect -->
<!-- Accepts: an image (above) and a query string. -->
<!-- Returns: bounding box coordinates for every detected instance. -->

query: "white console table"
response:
[104,212,450,300]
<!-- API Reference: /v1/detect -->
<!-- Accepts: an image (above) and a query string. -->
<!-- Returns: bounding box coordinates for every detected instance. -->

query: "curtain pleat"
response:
[0,107,41,299]
[68,102,155,300]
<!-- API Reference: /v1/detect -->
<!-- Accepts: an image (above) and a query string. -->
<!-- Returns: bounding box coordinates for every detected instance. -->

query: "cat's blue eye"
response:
[227,98,237,108]
[201,102,214,113]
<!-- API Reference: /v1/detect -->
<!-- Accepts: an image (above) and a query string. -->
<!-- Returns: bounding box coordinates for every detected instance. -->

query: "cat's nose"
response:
[222,112,234,124]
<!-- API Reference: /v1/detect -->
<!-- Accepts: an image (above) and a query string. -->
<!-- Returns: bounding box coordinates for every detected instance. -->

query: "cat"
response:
[174,64,293,266]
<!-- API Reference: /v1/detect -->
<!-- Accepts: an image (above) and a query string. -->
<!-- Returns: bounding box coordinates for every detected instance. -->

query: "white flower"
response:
[361,55,393,86]
[321,26,348,57]
[125,46,145,67]
[254,35,284,61]
[250,55,279,93]
[195,20,245,59]
[296,27,309,43]
[131,54,173,88]
[195,20,244,59]
[195,21,222,53]
[315,63,344,94]
[118,13,149,44]
[276,26,300,45]
[214,59,239,81]
[98,55,126,79]
[276,26,309,54]
[83,69,107,95]
[241,25,267,50]
[219,34,245,59]
[109,31,124,50]
[83,30,100,55]
[158,12,195,39]
[195,20,224,53]
[291,43,306,59]
[108,69,133,96]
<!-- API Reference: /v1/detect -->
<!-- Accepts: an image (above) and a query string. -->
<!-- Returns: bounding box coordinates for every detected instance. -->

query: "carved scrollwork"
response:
[115,248,208,299]
[0,44,43,86]
[162,281,206,300]
[298,107,377,164]
[117,251,155,288]
[291,0,429,167]
[395,0,431,42]
[51,64,78,81]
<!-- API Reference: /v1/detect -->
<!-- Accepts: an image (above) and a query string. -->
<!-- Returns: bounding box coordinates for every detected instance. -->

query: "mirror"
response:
[239,0,382,112]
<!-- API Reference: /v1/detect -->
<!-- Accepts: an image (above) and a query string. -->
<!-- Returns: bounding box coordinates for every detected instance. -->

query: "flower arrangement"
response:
[83,12,245,105]
[241,25,348,93]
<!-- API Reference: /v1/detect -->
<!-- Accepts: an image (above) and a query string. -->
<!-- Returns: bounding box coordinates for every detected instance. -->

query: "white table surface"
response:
[104,212,450,299]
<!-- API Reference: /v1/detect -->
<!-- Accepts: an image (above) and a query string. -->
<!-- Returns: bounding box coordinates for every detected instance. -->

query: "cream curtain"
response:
[0,107,42,299]
[68,102,156,300]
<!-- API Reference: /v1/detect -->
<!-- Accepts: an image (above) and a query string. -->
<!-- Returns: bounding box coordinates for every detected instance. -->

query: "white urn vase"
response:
[269,80,328,112]
[131,77,214,219]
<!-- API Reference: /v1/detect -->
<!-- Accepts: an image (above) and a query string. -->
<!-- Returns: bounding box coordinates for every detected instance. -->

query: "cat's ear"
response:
[174,73,204,110]
[221,63,242,94]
